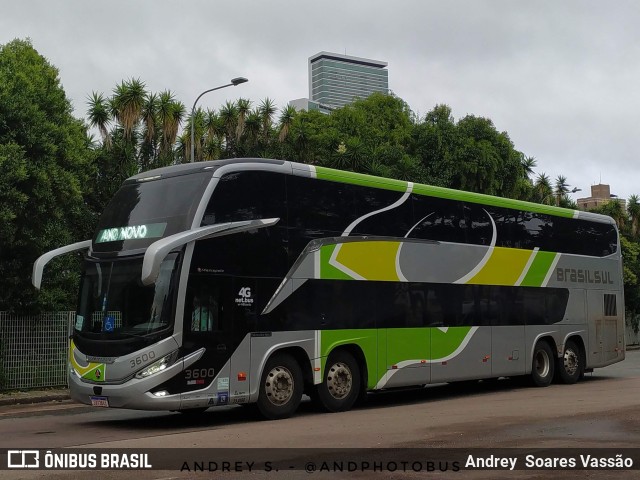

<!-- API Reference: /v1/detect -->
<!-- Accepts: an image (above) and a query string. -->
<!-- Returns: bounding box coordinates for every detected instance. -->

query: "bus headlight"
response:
[135,351,179,379]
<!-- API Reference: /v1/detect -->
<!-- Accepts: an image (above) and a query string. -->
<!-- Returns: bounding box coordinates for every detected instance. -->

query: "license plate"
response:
[90,396,109,407]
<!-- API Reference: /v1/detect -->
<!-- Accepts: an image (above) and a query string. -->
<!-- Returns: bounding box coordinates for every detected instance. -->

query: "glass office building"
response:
[309,51,388,109]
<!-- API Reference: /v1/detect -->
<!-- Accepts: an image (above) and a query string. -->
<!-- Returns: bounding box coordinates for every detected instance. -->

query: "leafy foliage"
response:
[0,39,94,312]
[3,41,640,334]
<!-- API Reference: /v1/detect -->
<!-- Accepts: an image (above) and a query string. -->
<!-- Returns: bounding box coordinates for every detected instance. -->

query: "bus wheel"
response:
[257,353,303,420]
[316,350,361,412]
[557,340,583,384]
[531,341,555,387]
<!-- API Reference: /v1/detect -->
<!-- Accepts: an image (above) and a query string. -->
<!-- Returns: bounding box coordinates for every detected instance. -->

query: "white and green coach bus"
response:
[33,158,624,419]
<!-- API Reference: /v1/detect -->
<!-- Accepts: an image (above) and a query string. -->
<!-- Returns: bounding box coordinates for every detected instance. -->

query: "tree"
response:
[621,236,640,333]
[0,39,94,312]
[554,175,569,206]
[532,173,554,205]
[628,194,640,239]
[87,79,185,184]
[277,105,296,143]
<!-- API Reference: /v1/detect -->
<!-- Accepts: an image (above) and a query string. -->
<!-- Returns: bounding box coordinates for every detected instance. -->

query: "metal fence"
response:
[0,311,73,391]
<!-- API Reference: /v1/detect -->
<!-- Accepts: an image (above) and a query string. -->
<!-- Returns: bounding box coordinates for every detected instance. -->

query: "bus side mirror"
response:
[32,240,92,290]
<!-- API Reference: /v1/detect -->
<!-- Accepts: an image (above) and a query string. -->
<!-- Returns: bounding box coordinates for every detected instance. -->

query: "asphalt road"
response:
[1,350,640,479]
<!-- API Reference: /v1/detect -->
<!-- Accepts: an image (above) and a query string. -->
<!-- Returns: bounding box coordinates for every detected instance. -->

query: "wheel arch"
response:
[564,333,586,357]
[324,343,369,397]
[251,345,313,403]
[527,334,558,373]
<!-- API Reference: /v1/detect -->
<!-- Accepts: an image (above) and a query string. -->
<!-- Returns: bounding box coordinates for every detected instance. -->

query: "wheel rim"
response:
[264,365,295,406]
[534,349,550,378]
[326,362,353,400]
[563,348,579,376]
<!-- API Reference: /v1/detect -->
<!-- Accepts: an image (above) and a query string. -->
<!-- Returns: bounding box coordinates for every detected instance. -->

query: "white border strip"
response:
[329,182,414,278]
[515,247,539,286]
[541,253,561,287]
[454,210,497,284]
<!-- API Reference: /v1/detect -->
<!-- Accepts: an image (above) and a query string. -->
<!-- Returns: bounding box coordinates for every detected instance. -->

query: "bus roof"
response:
[125,158,615,225]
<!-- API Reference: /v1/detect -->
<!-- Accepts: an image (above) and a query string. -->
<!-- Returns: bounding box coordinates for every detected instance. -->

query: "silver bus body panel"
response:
[34,159,625,411]
[70,341,204,410]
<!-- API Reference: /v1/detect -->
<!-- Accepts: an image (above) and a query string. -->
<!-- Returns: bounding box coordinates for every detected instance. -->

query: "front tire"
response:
[315,350,361,412]
[556,339,583,384]
[531,341,555,387]
[257,353,303,420]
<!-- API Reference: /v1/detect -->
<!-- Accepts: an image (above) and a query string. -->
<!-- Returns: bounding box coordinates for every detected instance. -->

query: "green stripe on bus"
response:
[520,251,558,287]
[430,327,473,359]
[315,166,408,192]
[320,244,353,280]
[314,165,575,219]
[320,329,379,389]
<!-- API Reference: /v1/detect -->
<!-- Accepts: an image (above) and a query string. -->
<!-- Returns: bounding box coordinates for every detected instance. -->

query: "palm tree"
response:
[111,78,146,140]
[87,92,112,148]
[188,108,206,162]
[521,155,537,181]
[242,109,262,154]
[158,92,185,159]
[204,109,224,143]
[235,98,251,143]
[140,92,157,146]
[628,194,640,238]
[554,175,569,206]
[600,199,626,230]
[278,105,297,143]
[219,101,238,156]
[259,98,277,142]
[533,173,553,205]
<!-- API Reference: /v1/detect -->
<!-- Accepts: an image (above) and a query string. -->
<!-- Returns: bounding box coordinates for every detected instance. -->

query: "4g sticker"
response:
[235,287,254,307]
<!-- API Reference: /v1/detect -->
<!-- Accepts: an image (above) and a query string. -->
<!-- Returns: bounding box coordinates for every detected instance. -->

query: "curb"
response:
[0,390,71,407]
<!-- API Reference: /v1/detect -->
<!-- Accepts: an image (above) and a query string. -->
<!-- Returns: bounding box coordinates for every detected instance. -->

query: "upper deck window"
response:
[93,172,211,253]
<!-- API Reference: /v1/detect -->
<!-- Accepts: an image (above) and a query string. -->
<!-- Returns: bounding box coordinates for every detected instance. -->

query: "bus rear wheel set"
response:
[257,350,361,420]
[531,339,584,387]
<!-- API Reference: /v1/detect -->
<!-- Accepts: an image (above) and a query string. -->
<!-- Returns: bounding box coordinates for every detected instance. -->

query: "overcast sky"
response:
[2,0,640,201]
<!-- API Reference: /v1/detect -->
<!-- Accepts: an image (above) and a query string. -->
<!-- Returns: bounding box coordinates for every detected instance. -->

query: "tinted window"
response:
[203,171,286,225]
[264,280,569,330]
[94,173,211,252]
[487,205,617,257]
[409,195,467,244]
[287,176,355,234]
[351,187,414,238]
[200,171,288,277]
[463,204,493,246]
[286,176,357,261]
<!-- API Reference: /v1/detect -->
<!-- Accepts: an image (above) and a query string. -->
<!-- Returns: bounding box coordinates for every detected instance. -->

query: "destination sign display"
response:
[96,223,167,243]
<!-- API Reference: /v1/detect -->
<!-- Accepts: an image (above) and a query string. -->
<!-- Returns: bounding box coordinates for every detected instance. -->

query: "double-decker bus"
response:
[33,158,625,419]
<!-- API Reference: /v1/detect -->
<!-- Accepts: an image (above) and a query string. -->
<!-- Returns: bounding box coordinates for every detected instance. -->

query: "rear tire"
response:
[556,339,583,384]
[531,341,555,387]
[315,350,361,412]
[257,353,303,420]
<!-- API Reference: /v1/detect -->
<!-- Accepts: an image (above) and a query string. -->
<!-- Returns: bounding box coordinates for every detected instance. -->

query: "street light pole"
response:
[190,77,248,163]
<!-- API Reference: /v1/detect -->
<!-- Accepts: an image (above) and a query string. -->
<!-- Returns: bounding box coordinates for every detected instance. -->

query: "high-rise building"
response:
[308,51,388,109]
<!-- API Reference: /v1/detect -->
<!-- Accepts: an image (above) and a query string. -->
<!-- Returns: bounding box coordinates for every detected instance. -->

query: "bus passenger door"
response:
[491,287,526,377]
[379,284,430,388]
[183,276,235,397]
[384,328,430,388]
[429,285,492,383]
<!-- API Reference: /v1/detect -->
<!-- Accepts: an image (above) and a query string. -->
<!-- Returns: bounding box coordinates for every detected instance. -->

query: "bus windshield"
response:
[93,172,211,253]
[75,253,180,342]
